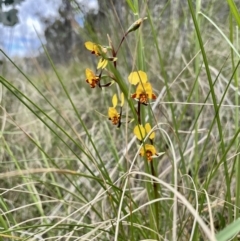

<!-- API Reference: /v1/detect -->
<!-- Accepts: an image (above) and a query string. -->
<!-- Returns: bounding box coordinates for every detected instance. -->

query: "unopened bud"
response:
[126,17,147,34]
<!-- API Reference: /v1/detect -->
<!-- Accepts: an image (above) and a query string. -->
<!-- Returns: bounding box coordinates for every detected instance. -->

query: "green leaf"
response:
[216,218,240,241]
[199,11,240,58]
[126,0,137,14]
[226,0,240,27]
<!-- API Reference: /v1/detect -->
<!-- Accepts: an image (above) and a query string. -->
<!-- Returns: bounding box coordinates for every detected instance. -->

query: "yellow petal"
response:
[85,41,94,51]
[97,58,108,69]
[120,92,124,107]
[140,146,145,157]
[134,125,146,141]
[108,107,118,118]
[128,71,148,85]
[135,83,144,97]
[102,59,108,68]
[140,144,157,161]
[145,123,155,140]
[85,68,94,79]
[144,82,153,95]
[112,94,118,108]
[146,144,157,155]
[85,41,101,55]
[135,82,153,96]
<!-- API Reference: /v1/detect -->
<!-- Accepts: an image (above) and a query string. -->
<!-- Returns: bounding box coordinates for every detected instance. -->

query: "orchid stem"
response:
[115,33,128,56]
[137,101,141,124]
[150,160,160,235]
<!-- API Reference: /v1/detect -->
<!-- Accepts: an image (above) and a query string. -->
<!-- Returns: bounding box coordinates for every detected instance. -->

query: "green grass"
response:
[0,0,240,240]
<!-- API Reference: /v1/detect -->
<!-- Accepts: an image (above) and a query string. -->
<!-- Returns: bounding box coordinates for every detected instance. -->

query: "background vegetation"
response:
[0,0,240,240]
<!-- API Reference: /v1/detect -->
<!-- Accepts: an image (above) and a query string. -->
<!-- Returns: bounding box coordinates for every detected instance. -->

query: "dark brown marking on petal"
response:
[131,93,137,99]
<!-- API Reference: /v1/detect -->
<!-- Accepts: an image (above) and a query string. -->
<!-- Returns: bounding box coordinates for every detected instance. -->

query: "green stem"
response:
[233,17,240,237]
[194,0,201,185]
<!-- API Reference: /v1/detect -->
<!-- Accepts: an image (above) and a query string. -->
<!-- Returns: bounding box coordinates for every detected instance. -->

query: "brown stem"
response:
[99,82,112,88]
[115,33,128,56]
[137,101,141,124]
[117,106,122,128]
[150,159,160,234]
[112,32,128,68]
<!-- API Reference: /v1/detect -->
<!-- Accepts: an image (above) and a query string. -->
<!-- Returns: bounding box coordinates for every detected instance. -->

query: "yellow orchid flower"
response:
[131,82,157,104]
[108,107,120,125]
[85,68,99,88]
[108,93,124,126]
[134,123,155,141]
[85,41,101,56]
[85,41,107,56]
[140,144,157,161]
[85,41,117,69]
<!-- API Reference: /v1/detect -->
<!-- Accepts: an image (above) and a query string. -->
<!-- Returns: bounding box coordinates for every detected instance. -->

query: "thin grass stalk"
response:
[188,0,232,231]
[226,0,240,28]
[203,61,240,178]
[146,0,189,185]
[195,60,239,240]
[229,14,238,237]
[0,50,80,140]
[234,24,240,231]
[36,136,62,199]
[135,2,160,237]
[147,3,196,240]
[0,197,12,241]
[41,46,114,185]
[193,0,201,187]
[0,115,108,224]
[3,138,46,218]
[0,76,125,216]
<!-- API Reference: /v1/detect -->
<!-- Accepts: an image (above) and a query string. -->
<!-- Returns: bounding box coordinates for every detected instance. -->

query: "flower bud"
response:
[126,17,147,34]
